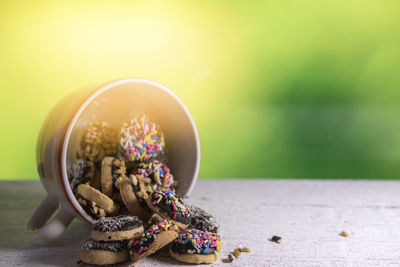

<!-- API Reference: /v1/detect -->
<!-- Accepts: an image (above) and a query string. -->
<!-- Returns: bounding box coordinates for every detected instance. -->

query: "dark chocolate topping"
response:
[151,190,192,225]
[130,235,156,254]
[68,160,93,193]
[190,205,219,233]
[131,183,152,212]
[81,238,126,252]
[93,215,143,232]
[171,242,216,255]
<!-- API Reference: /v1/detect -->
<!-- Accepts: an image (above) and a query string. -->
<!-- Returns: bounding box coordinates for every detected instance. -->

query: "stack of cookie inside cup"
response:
[69,115,221,265]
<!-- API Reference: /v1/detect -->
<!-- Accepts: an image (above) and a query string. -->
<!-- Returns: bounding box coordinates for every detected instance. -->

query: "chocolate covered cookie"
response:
[91,215,144,241]
[78,238,128,265]
[190,205,219,233]
[128,220,179,263]
[132,160,176,192]
[68,160,94,194]
[170,229,221,264]
[146,190,192,229]
[118,175,151,220]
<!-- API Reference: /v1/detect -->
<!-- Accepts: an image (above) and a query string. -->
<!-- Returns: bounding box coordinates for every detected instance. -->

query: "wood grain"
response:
[1,180,400,267]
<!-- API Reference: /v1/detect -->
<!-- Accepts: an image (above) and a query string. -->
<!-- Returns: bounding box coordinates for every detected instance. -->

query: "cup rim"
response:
[60,78,201,224]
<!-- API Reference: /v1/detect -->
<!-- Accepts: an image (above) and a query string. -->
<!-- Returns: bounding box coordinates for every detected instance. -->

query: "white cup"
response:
[27,78,201,245]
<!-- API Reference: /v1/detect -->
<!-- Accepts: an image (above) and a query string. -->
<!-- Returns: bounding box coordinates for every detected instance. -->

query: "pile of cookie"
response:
[78,214,220,265]
[69,115,221,265]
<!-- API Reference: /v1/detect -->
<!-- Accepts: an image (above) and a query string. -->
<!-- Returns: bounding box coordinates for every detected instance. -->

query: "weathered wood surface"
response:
[1,180,400,267]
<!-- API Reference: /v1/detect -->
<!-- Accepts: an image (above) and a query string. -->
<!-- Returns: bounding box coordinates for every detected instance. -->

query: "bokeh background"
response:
[1,0,400,180]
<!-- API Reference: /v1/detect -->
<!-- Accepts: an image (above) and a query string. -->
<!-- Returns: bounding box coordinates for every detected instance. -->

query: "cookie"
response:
[120,115,165,162]
[102,157,128,199]
[77,121,119,165]
[101,157,114,197]
[118,175,151,220]
[68,160,94,194]
[78,238,128,265]
[132,160,176,192]
[146,190,192,229]
[127,162,176,214]
[169,229,221,264]
[111,158,127,201]
[91,215,144,241]
[128,220,179,263]
[131,174,154,209]
[190,205,219,233]
[76,194,107,218]
[77,184,120,217]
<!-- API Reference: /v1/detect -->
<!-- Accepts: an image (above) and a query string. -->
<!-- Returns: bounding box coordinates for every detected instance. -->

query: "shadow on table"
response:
[0,181,92,266]
[148,246,193,266]
[19,220,90,267]
[0,181,90,250]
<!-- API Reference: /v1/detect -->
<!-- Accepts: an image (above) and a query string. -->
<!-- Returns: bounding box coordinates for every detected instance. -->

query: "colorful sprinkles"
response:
[133,160,176,192]
[129,220,177,254]
[151,190,192,221]
[120,115,165,162]
[173,229,221,254]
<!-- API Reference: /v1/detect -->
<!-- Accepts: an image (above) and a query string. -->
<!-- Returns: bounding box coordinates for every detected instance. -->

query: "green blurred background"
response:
[1,0,400,179]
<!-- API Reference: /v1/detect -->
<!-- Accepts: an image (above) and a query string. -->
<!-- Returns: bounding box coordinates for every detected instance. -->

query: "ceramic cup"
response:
[27,78,200,245]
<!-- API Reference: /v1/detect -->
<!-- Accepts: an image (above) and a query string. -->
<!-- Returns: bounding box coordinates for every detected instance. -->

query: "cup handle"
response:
[27,195,74,245]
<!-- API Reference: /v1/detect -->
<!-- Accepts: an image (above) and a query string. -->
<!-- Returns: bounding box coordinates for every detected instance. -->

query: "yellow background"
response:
[1,1,400,179]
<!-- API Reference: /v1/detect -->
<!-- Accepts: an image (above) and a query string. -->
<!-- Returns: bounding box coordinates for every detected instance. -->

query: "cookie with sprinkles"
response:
[128,161,176,212]
[78,238,128,265]
[169,229,221,264]
[120,115,165,162]
[132,160,177,192]
[146,190,192,229]
[90,215,144,241]
[128,220,179,263]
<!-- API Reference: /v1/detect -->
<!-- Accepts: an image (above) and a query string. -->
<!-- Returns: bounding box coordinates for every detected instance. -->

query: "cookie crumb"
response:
[240,247,251,253]
[222,254,233,263]
[233,248,241,258]
[270,235,282,243]
[340,231,349,237]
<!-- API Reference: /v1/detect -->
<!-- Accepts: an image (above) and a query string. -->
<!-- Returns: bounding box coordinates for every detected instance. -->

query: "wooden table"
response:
[1,180,400,267]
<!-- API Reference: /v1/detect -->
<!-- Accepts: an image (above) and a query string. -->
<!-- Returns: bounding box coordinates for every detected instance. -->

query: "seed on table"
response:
[270,235,282,243]
[340,231,349,237]
[222,254,233,263]
[233,248,241,258]
[241,247,251,253]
